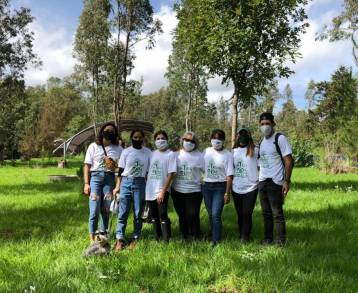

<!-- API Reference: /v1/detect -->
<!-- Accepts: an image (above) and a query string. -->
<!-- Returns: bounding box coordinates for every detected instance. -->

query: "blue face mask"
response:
[155,139,168,150]
[183,141,195,152]
[211,139,223,150]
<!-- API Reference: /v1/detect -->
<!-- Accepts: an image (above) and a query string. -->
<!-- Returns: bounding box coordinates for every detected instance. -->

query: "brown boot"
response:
[113,240,125,252]
[127,239,137,250]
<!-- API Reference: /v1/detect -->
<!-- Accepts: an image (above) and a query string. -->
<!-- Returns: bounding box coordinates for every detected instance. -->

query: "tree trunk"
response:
[231,93,238,148]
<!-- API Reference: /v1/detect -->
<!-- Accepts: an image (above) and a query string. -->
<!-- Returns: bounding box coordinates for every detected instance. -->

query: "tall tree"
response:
[108,0,162,127]
[166,36,208,131]
[175,0,309,146]
[74,0,111,131]
[317,0,358,65]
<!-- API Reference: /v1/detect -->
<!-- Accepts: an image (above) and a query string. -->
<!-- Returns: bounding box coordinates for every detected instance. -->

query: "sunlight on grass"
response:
[0,162,357,292]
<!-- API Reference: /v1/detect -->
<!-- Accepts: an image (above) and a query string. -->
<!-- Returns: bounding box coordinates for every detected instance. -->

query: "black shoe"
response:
[261,238,273,246]
[240,237,250,244]
[211,241,219,248]
[153,220,162,241]
[275,239,286,247]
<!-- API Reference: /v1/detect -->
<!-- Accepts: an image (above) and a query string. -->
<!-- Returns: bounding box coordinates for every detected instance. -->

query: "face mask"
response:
[238,135,249,147]
[211,139,223,150]
[260,125,272,137]
[132,139,143,149]
[183,140,195,152]
[155,139,168,150]
[103,130,115,142]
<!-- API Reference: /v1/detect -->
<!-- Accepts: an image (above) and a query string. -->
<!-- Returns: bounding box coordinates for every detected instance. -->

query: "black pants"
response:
[232,189,258,240]
[171,188,202,239]
[147,192,171,240]
[259,179,286,243]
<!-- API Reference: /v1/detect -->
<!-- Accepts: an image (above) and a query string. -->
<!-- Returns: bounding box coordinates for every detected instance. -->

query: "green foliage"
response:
[0,162,357,291]
[291,138,315,167]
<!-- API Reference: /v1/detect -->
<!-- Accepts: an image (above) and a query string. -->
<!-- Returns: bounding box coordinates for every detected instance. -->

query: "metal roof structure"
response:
[53,119,154,155]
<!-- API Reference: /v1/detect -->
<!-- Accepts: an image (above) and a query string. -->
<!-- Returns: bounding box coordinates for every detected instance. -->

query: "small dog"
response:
[82,233,111,258]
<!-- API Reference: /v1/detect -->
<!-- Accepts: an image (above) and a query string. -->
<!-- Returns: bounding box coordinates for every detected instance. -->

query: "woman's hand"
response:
[84,183,90,196]
[224,193,231,204]
[157,190,165,204]
[113,186,120,197]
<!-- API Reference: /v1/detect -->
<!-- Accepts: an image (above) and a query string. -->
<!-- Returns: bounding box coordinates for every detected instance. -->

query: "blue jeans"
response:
[89,171,115,234]
[202,182,226,242]
[116,177,146,241]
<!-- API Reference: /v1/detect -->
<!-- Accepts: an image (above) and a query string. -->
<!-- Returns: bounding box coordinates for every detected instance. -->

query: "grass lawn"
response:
[0,158,357,292]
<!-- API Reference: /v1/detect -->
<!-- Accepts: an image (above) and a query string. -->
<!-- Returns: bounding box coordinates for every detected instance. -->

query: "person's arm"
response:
[157,173,175,204]
[282,154,293,197]
[83,164,91,196]
[224,175,233,204]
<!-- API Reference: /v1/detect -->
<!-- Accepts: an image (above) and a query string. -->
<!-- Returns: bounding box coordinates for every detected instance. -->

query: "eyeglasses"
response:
[183,138,195,143]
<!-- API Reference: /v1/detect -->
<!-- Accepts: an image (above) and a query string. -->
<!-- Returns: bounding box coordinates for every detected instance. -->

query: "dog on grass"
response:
[82,233,110,258]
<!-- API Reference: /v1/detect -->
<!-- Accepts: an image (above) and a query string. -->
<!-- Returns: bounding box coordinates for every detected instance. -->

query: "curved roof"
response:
[53,119,154,154]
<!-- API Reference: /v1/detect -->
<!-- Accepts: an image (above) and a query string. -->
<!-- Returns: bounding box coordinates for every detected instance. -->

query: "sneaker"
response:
[113,240,125,252]
[128,239,137,250]
[261,238,273,246]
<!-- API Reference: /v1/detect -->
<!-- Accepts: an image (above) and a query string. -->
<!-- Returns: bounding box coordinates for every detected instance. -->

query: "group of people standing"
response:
[83,112,294,250]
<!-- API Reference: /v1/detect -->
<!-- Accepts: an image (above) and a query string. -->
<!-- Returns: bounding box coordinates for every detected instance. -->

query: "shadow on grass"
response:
[291,180,357,191]
[0,181,82,195]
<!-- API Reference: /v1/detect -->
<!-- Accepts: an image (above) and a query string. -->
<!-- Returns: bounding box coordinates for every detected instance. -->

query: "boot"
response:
[153,219,162,241]
[161,220,171,242]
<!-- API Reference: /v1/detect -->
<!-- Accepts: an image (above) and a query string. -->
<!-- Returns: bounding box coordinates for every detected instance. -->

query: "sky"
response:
[14,0,356,110]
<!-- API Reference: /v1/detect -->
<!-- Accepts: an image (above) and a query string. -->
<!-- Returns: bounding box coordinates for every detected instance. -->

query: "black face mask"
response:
[103,130,115,142]
[132,139,143,149]
[238,135,249,147]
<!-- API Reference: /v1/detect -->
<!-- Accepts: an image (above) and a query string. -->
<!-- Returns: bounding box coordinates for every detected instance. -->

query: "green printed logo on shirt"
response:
[260,153,270,168]
[207,160,219,179]
[131,159,144,177]
[234,159,247,178]
[177,163,193,181]
[149,160,162,180]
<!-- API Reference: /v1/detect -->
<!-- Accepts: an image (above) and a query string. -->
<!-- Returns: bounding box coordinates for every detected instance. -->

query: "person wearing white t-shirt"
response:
[83,122,123,243]
[232,127,259,243]
[113,129,151,251]
[258,112,294,246]
[145,130,177,242]
[202,129,233,246]
[172,131,204,240]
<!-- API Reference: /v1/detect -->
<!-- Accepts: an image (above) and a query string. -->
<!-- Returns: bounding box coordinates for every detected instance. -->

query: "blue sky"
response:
[15,0,356,110]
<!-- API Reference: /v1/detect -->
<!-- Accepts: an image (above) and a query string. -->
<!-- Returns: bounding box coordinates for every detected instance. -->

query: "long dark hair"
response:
[95,122,119,145]
[234,128,255,157]
[130,129,145,139]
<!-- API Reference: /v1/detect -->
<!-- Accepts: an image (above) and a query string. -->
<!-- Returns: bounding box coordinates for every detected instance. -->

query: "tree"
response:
[106,0,162,127]
[74,0,111,131]
[166,36,208,132]
[175,0,309,146]
[317,0,358,65]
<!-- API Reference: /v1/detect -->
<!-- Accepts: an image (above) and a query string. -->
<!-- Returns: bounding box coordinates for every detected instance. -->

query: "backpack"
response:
[257,133,294,174]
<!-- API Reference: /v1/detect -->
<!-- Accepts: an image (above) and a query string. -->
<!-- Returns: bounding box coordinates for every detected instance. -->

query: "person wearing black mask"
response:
[83,122,123,243]
[232,127,259,243]
[113,129,151,251]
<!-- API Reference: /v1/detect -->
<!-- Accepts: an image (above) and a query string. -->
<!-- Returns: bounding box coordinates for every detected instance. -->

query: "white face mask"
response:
[211,139,223,150]
[155,139,168,150]
[260,125,273,137]
[183,140,195,152]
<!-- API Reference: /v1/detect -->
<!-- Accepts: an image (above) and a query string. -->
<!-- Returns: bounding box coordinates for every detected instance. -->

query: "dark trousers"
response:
[259,179,286,243]
[232,189,258,240]
[147,192,170,239]
[171,188,202,239]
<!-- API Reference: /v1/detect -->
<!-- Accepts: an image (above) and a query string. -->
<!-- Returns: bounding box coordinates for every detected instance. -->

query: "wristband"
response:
[224,192,231,197]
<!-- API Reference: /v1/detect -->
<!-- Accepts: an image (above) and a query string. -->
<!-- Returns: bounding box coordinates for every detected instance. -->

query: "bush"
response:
[291,139,315,167]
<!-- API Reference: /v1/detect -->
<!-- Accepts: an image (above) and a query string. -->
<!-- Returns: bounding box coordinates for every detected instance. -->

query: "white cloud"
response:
[129,5,178,93]
[24,23,75,85]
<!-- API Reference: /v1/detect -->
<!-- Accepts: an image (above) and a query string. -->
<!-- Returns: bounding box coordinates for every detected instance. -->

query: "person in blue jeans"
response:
[113,129,151,251]
[83,122,123,243]
[202,129,234,246]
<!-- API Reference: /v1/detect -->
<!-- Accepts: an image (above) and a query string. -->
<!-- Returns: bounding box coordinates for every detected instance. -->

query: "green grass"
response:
[0,160,357,292]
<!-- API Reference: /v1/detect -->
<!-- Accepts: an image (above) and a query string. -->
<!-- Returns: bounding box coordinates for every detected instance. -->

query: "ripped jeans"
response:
[88,171,115,234]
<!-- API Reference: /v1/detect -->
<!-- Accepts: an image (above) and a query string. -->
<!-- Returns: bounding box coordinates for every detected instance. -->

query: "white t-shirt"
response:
[203,147,234,182]
[259,133,292,185]
[172,150,204,193]
[119,146,151,178]
[145,150,177,201]
[232,147,259,194]
[84,142,123,172]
